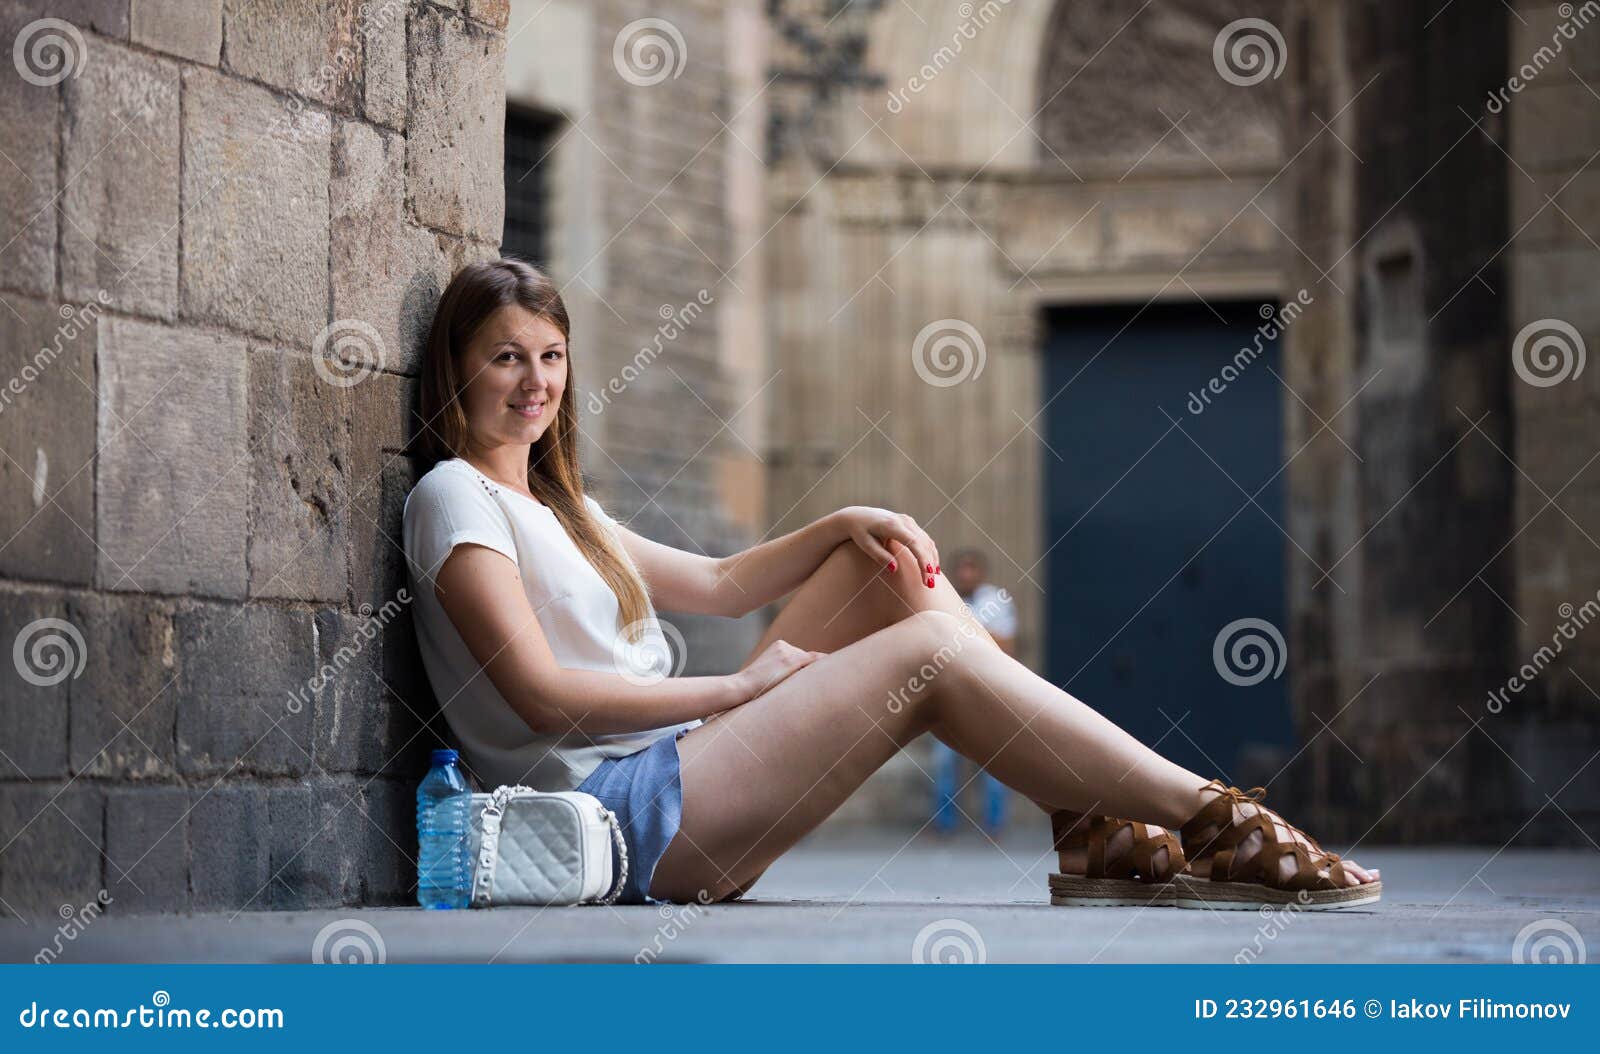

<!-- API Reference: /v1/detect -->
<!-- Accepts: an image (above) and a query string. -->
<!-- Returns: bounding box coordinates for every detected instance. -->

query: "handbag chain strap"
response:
[473,786,629,907]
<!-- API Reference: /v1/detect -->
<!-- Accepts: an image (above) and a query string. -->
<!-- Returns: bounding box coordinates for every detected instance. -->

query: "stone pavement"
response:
[3,826,1595,964]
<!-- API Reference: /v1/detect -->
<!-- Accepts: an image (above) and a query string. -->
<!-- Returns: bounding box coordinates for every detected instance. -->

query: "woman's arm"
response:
[615,506,943,620]
[433,545,819,734]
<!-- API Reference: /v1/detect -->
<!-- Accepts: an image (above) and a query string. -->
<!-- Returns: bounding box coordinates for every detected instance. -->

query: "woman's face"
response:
[457,304,567,449]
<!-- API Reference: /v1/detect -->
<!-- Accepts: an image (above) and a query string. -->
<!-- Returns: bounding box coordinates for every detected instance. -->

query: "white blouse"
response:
[401,457,698,790]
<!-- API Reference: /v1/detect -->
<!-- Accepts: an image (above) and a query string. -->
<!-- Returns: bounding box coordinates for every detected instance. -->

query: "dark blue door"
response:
[1041,301,1292,781]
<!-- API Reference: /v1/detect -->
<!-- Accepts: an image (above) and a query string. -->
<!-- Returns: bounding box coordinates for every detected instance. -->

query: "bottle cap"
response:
[430,748,459,767]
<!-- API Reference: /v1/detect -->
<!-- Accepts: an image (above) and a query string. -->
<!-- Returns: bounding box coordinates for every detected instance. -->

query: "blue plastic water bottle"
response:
[416,748,472,910]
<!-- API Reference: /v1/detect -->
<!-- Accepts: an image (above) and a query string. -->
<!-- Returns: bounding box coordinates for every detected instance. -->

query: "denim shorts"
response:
[576,728,690,904]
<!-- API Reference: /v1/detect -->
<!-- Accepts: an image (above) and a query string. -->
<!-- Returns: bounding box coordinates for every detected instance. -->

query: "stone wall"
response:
[1282,0,1600,842]
[0,0,509,916]
[1504,0,1600,827]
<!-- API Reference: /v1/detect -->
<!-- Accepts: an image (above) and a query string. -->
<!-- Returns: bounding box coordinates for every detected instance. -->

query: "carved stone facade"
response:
[766,0,1599,839]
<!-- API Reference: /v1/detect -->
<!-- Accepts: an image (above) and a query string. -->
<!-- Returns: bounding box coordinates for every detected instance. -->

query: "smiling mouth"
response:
[508,401,546,418]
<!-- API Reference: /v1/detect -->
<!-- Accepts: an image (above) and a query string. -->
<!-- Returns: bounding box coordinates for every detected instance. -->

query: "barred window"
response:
[503,106,563,268]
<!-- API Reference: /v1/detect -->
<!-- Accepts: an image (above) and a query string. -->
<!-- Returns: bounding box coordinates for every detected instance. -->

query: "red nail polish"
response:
[887,560,896,573]
[926,576,935,588]
[935,564,941,574]
[925,563,933,574]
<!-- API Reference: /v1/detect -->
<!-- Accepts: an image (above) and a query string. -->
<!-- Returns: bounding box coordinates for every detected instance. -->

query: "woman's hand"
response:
[735,640,824,702]
[834,506,942,586]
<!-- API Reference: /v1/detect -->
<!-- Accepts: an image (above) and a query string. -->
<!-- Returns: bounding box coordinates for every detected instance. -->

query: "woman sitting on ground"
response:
[401,258,1381,909]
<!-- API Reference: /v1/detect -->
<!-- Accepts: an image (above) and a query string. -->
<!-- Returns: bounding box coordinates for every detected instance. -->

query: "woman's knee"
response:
[822,537,941,606]
[882,610,977,713]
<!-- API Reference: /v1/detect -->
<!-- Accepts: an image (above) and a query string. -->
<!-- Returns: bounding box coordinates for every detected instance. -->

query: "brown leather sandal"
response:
[1174,781,1381,910]
[1048,810,1185,907]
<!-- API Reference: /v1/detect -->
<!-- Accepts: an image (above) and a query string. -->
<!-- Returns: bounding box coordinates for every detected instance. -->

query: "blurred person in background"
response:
[931,549,1018,835]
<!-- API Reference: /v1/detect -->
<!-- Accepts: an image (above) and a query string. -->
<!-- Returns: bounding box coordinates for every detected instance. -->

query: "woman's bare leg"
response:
[651,607,1219,901]
[732,542,1175,822]
[651,544,1377,902]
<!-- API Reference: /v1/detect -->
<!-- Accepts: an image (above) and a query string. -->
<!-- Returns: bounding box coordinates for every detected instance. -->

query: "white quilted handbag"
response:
[468,786,628,907]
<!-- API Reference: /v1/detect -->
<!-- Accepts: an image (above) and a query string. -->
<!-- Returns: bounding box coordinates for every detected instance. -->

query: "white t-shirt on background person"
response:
[401,457,698,791]
[963,581,1017,641]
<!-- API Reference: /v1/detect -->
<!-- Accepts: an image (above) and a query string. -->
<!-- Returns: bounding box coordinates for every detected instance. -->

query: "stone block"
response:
[0,294,99,584]
[1543,167,1600,247]
[381,593,436,755]
[361,0,405,129]
[266,780,361,909]
[1511,82,1600,168]
[349,442,418,611]
[7,1,127,36]
[247,347,351,602]
[95,316,248,596]
[407,5,505,241]
[131,0,221,63]
[104,785,187,912]
[0,4,59,297]
[1511,249,1600,338]
[61,36,180,319]
[0,589,72,778]
[67,591,177,779]
[174,601,316,777]
[359,778,413,904]
[348,370,416,492]
[179,66,330,345]
[313,603,415,775]
[465,0,508,30]
[190,784,271,910]
[1514,721,1600,812]
[331,120,456,375]
[312,601,390,774]
[0,783,103,919]
[221,0,364,112]
[343,453,437,758]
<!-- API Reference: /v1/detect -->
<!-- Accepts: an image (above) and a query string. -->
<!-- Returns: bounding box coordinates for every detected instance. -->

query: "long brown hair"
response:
[415,258,652,638]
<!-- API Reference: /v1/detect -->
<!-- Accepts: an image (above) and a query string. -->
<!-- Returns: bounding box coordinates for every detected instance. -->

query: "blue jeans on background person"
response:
[931,739,1007,833]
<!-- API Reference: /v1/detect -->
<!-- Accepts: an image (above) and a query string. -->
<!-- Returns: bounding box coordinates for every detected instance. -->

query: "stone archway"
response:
[763,0,1295,821]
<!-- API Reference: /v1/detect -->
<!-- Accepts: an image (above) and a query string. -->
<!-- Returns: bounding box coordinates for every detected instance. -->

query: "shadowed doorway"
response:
[1041,301,1294,783]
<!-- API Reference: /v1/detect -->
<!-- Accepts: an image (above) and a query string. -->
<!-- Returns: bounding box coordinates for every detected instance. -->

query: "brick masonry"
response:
[0,0,508,917]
